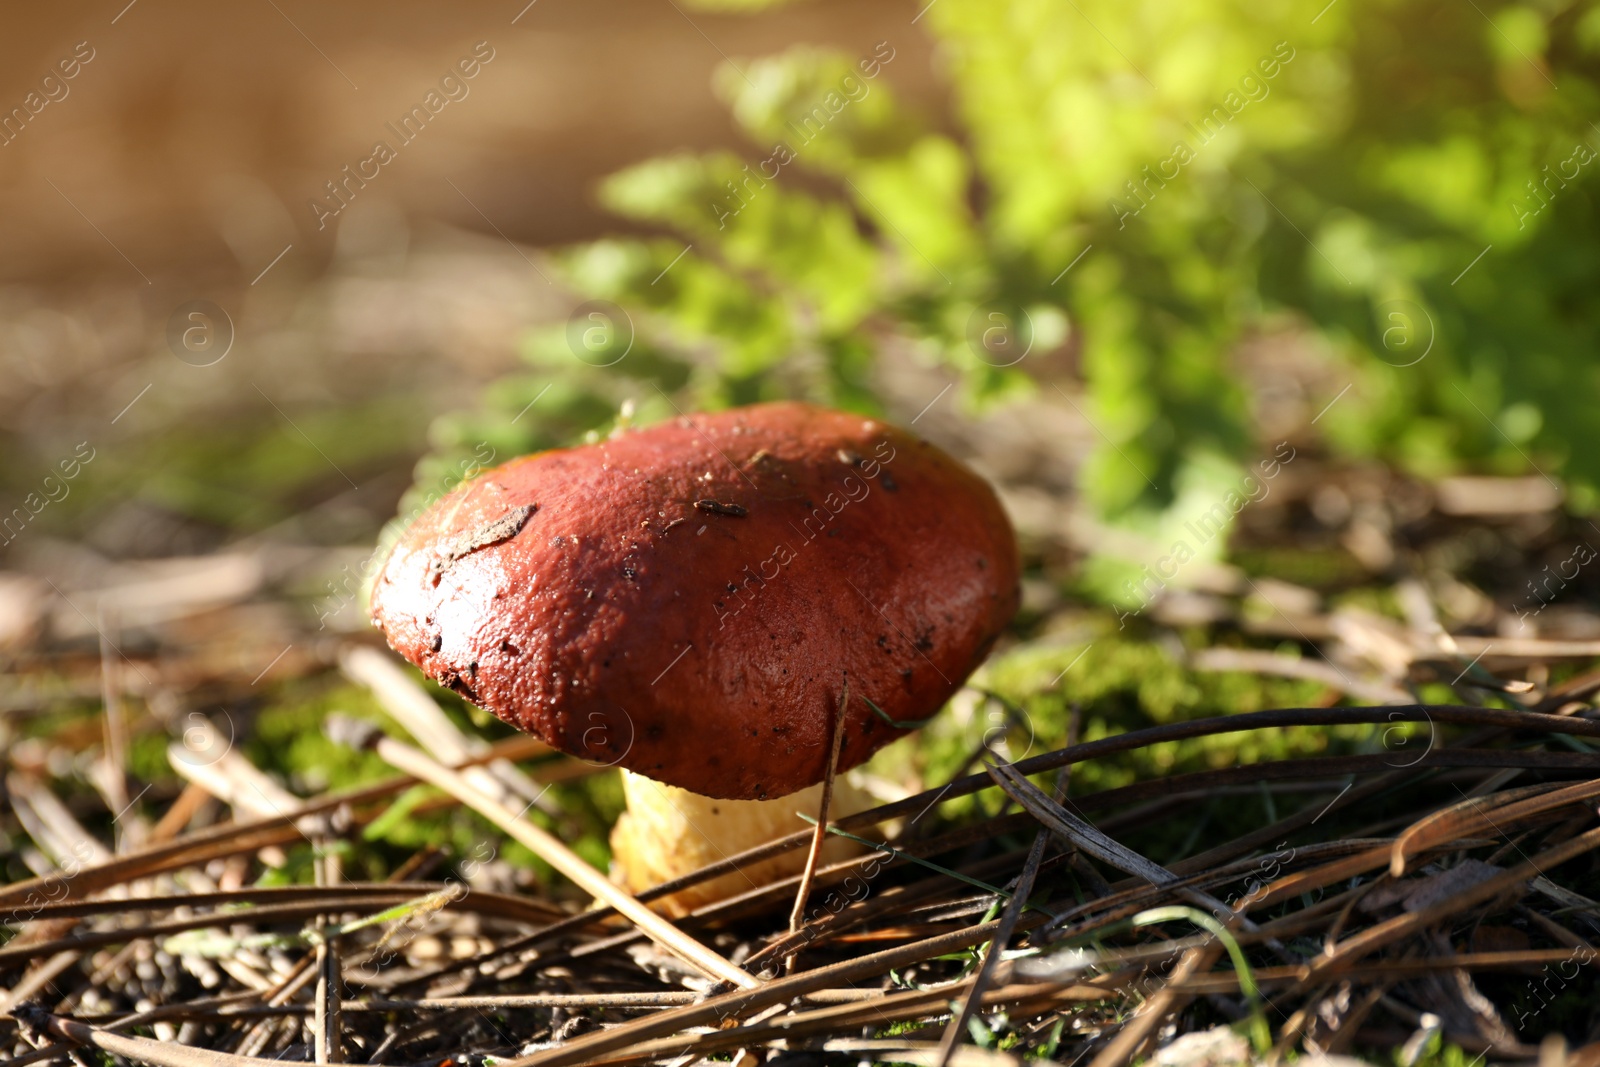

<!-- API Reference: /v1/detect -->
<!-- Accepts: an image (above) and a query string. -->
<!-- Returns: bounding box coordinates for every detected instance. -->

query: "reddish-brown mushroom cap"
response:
[369,401,1019,800]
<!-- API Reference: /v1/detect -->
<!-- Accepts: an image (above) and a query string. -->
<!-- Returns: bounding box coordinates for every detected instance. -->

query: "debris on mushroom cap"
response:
[369,401,1020,801]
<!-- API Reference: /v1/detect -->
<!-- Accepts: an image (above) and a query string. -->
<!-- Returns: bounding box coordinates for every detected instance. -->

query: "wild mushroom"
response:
[369,401,1019,915]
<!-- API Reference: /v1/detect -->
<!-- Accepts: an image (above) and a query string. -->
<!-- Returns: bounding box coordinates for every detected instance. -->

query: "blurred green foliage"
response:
[415,0,1600,599]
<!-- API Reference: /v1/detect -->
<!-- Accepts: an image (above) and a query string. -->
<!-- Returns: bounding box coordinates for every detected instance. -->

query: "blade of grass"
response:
[351,730,759,990]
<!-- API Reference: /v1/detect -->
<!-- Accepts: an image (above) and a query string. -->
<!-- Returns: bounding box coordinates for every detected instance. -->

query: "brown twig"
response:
[17,1004,280,1067]
[789,681,849,937]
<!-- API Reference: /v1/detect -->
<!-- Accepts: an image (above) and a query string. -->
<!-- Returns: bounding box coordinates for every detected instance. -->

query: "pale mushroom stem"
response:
[609,768,868,918]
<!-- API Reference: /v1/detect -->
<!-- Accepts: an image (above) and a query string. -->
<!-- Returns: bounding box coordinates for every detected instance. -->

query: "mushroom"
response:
[369,401,1019,915]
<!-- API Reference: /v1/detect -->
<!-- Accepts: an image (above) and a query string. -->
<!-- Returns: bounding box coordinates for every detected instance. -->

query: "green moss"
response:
[865,625,1482,863]
[17,698,102,741]
[65,392,426,536]
[1231,546,1368,589]
[126,728,180,788]
[909,629,1333,794]
[245,680,403,795]
[1328,585,1405,621]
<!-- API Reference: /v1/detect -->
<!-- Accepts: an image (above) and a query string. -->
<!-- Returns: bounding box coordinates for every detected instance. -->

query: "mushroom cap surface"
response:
[370,401,1019,800]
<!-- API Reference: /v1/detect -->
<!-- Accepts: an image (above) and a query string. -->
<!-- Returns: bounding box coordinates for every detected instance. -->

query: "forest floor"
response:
[4,242,1600,1067]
